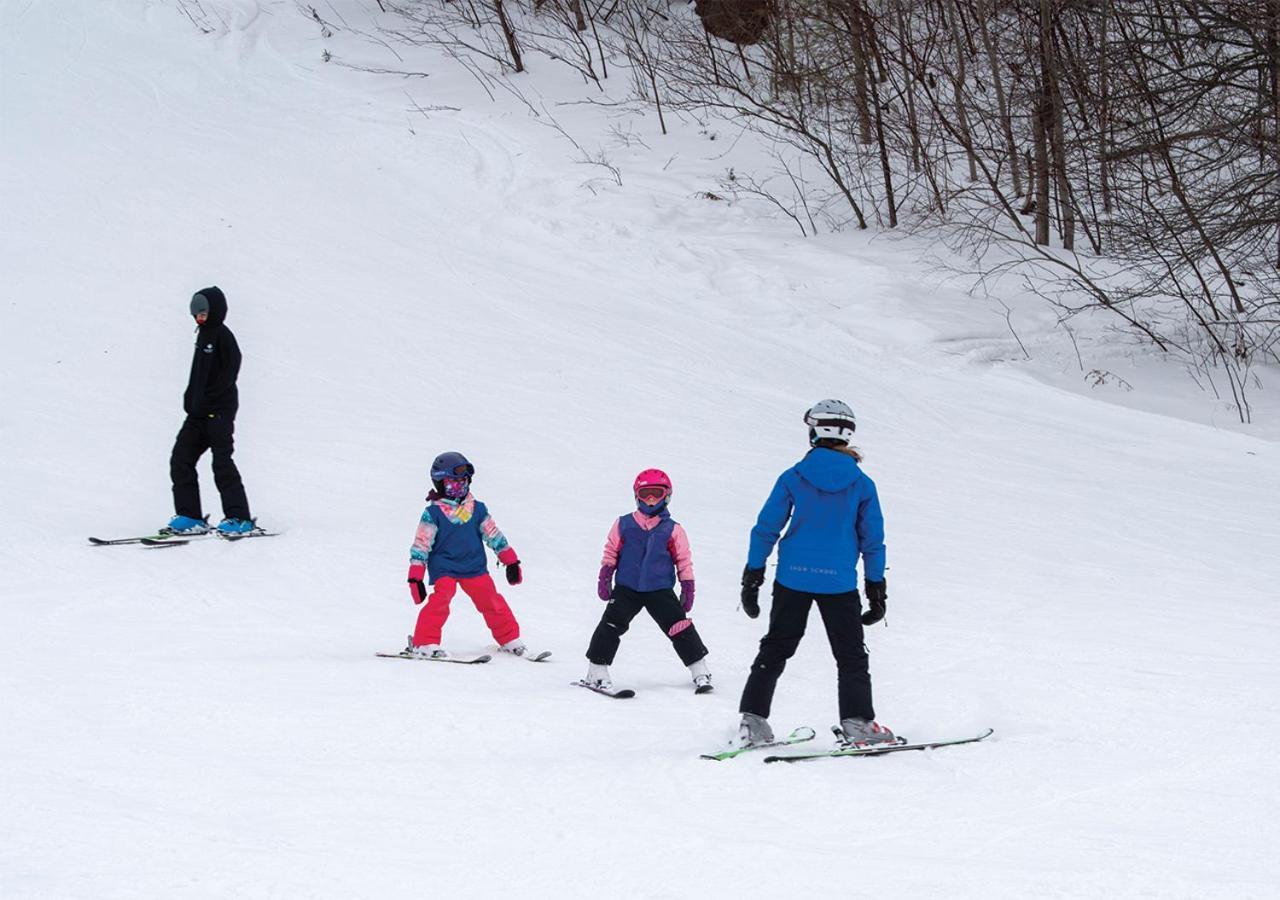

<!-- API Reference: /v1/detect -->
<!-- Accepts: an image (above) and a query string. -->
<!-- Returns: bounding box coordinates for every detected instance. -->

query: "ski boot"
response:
[404,640,447,660]
[499,639,528,657]
[737,712,774,747]
[689,658,713,694]
[163,514,209,536]
[838,718,899,747]
[583,662,612,690]
[217,517,256,536]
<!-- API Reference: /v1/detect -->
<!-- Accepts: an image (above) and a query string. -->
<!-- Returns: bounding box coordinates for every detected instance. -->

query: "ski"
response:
[763,727,994,763]
[376,651,492,665]
[506,649,552,662]
[700,726,817,761]
[90,528,277,547]
[140,530,278,547]
[140,534,214,548]
[89,533,172,546]
[573,680,635,699]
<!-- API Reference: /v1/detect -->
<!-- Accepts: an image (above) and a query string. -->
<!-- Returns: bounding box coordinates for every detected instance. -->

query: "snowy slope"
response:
[2,2,1278,897]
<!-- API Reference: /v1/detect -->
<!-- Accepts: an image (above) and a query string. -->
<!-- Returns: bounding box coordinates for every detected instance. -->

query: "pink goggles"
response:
[636,485,670,503]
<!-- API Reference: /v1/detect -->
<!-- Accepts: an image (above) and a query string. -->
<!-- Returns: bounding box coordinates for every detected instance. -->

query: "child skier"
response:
[403,451,528,659]
[735,400,896,748]
[582,469,712,693]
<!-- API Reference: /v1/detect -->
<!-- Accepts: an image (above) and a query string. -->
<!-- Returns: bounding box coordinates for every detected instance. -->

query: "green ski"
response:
[700,726,817,761]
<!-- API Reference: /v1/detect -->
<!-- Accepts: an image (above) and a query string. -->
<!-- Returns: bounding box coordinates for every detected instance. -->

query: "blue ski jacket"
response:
[747,447,886,594]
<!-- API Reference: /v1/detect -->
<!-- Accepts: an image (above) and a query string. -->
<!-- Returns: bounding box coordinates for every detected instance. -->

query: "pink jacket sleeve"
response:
[668,523,694,582]
[601,518,623,568]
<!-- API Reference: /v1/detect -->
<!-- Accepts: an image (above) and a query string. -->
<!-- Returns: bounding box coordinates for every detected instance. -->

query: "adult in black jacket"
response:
[166,286,252,533]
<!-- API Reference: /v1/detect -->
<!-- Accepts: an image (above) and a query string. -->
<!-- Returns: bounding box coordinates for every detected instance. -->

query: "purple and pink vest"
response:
[615,512,678,592]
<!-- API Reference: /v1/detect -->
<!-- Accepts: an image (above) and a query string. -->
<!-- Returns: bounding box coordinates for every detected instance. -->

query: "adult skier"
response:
[582,469,712,694]
[403,451,530,659]
[735,400,896,747]
[164,286,255,536]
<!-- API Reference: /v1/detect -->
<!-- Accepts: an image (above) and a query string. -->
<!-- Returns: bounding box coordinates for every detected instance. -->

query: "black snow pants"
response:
[739,581,874,722]
[170,413,251,521]
[586,584,709,667]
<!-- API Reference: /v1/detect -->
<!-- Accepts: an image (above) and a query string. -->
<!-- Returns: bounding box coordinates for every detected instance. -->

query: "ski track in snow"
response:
[2,2,1278,898]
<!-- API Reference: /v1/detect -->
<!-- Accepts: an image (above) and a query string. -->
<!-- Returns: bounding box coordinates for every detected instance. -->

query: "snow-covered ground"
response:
[2,2,1278,897]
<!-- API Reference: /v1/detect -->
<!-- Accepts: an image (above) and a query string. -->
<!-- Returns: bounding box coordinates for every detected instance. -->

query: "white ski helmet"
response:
[804,399,857,445]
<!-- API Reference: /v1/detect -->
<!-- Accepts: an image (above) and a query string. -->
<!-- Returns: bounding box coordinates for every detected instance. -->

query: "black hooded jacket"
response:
[183,286,241,417]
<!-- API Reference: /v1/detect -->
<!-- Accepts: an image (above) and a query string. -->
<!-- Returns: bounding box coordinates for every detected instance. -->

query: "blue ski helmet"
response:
[431,451,474,480]
[430,451,474,498]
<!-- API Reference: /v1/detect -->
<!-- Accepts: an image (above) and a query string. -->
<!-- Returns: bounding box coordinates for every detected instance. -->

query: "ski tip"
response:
[513,649,552,662]
[219,529,278,541]
[501,649,551,661]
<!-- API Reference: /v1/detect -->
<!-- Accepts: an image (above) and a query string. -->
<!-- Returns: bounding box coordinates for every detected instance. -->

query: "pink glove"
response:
[407,563,427,605]
[679,579,695,613]
[597,565,615,601]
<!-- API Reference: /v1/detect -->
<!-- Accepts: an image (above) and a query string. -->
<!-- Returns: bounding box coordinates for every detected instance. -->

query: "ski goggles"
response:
[432,462,475,479]
[636,485,670,503]
[803,410,856,433]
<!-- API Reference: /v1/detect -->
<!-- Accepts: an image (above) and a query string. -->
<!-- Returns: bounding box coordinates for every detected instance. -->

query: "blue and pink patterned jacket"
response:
[410,493,518,584]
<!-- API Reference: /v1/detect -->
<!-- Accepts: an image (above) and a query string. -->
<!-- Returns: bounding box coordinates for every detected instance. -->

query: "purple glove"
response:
[679,579,695,613]
[597,565,615,601]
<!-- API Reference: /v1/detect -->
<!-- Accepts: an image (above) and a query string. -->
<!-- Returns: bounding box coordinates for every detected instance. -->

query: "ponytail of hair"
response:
[812,437,863,462]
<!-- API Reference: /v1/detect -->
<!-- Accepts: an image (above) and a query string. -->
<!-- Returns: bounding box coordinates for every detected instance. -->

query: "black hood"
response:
[194,286,228,329]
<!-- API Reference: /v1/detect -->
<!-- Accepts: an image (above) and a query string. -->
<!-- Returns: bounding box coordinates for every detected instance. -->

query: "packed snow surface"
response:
[2,2,1278,897]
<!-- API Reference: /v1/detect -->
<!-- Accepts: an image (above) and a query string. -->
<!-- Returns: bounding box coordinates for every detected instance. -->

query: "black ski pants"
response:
[739,581,874,722]
[586,584,709,668]
[170,413,250,521]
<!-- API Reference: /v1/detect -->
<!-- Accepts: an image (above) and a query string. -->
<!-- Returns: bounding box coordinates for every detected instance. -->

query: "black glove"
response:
[741,565,765,619]
[505,561,523,586]
[862,579,887,625]
[408,578,427,604]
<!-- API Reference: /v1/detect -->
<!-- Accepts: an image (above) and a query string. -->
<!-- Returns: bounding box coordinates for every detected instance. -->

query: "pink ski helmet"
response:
[633,469,673,511]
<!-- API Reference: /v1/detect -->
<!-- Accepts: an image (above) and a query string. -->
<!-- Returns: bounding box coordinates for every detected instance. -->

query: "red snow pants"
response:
[413,573,520,647]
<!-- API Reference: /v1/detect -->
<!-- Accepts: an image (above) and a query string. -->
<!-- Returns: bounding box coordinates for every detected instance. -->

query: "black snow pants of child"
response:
[586,584,708,667]
[739,581,874,722]
[170,413,251,521]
